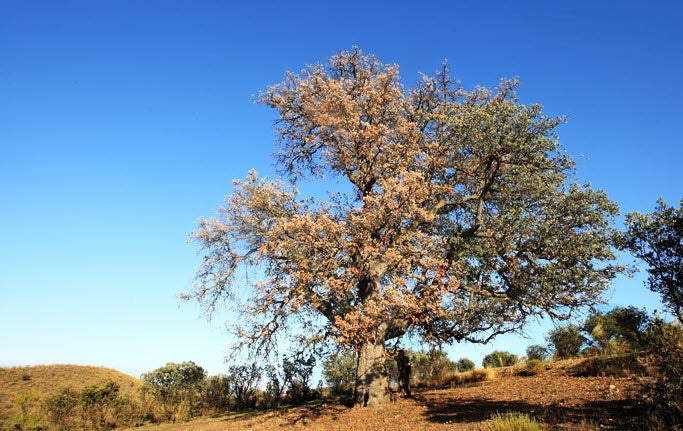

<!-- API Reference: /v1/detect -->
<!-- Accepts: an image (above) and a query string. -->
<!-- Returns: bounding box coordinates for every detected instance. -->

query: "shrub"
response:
[200,375,233,415]
[283,354,317,404]
[483,412,543,431]
[412,349,458,387]
[141,361,206,419]
[522,359,545,376]
[547,324,586,359]
[8,389,46,431]
[322,349,357,396]
[43,387,79,430]
[583,306,650,353]
[227,363,262,410]
[444,368,494,386]
[457,357,476,372]
[525,345,549,362]
[482,351,518,368]
[643,320,683,428]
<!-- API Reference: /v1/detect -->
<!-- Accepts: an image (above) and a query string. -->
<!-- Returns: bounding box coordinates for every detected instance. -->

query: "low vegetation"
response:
[2,307,681,430]
[482,412,543,431]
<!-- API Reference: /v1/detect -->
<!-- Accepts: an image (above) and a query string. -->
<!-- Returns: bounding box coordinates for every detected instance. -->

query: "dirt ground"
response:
[128,362,648,431]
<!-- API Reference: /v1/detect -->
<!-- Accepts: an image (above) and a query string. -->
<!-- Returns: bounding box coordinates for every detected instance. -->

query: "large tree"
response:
[186,48,621,406]
[623,199,683,323]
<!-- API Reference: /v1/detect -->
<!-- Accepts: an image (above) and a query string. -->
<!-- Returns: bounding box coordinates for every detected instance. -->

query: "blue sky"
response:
[1,1,682,377]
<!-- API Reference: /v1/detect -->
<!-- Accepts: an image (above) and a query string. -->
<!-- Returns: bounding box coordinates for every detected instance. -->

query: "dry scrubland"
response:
[0,365,142,421]
[123,359,646,431]
[0,359,651,431]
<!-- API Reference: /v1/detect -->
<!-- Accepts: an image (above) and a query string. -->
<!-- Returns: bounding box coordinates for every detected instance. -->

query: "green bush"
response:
[79,381,121,430]
[287,355,317,403]
[200,375,232,414]
[322,349,357,396]
[457,357,476,372]
[482,351,518,368]
[227,363,262,410]
[141,361,207,421]
[547,324,586,359]
[411,349,458,387]
[643,320,683,428]
[525,345,549,362]
[43,387,78,430]
[583,306,650,353]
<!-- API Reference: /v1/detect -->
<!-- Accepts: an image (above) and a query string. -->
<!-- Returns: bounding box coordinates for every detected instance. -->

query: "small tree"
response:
[643,319,683,427]
[322,349,358,395]
[43,387,79,431]
[200,375,233,414]
[79,381,121,430]
[227,363,262,410]
[141,361,206,420]
[456,358,476,372]
[186,48,623,406]
[525,345,550,362]
[623,199,683,323]
[583,306,650,352]
[411,349,457,386]
[482,350,518,368]
[547,324,586,359]
[283,354,317,403]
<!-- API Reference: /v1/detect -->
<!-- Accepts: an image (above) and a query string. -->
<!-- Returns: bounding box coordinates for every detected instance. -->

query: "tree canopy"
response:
[186,48,622,406]
[623,199,683,323]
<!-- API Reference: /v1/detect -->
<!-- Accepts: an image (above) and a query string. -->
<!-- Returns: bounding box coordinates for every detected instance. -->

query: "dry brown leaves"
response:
[129,362,648,431]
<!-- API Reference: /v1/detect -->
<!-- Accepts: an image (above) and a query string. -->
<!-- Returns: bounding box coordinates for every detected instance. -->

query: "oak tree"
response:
[623,199,683,323]
[186,48,621,406]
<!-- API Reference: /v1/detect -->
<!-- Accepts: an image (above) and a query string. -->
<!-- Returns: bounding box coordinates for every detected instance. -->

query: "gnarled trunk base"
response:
[354,340,389,407]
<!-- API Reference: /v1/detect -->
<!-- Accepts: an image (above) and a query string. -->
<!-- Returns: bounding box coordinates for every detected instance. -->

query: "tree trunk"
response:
[354,339,389,407]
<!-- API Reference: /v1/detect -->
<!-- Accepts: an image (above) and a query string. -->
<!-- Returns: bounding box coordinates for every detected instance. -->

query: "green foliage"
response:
[457,357,476,372]
[643,319,683,428]
[263,364,286,407]
[322,349,357,396]
[43,387,78,430]
[547,324,586,359]
[282,354,316,403]
[141,361,206,421]
[583,306,650,353]
[141,361,206,395]
[482,351,518,368]
[525,345,549,362]
[623,199,683,323]
[411,349,458,387]
[226,363,262,410]
[7,390,46,431]
[188,48,624,406]
[79,381,121,430]
[483,412,543,431]
[200,375,232,414]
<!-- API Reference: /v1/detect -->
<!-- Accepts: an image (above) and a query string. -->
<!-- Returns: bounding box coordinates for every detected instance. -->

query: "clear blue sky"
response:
[2,1,682,378]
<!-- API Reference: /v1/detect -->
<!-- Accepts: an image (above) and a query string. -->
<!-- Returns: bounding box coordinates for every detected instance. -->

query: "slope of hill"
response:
[0,364,142,395]
[0,364,142,426]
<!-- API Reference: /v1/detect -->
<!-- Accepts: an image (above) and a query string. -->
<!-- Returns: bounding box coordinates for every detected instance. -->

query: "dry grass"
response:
[0,359,650,431]
[441,368,496,387]
[123,357,648,431]
[0,364,142,425]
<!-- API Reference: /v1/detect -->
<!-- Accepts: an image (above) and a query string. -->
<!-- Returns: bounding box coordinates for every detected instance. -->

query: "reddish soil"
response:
[130,360,649,431]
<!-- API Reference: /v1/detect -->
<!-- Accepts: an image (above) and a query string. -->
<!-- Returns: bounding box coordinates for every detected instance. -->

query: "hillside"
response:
[124,359,649,431]
[0,364,142,426]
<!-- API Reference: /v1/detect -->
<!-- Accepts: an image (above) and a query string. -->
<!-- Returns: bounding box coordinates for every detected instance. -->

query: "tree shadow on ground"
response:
[416,393,646,430]
[280,401,348,427]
